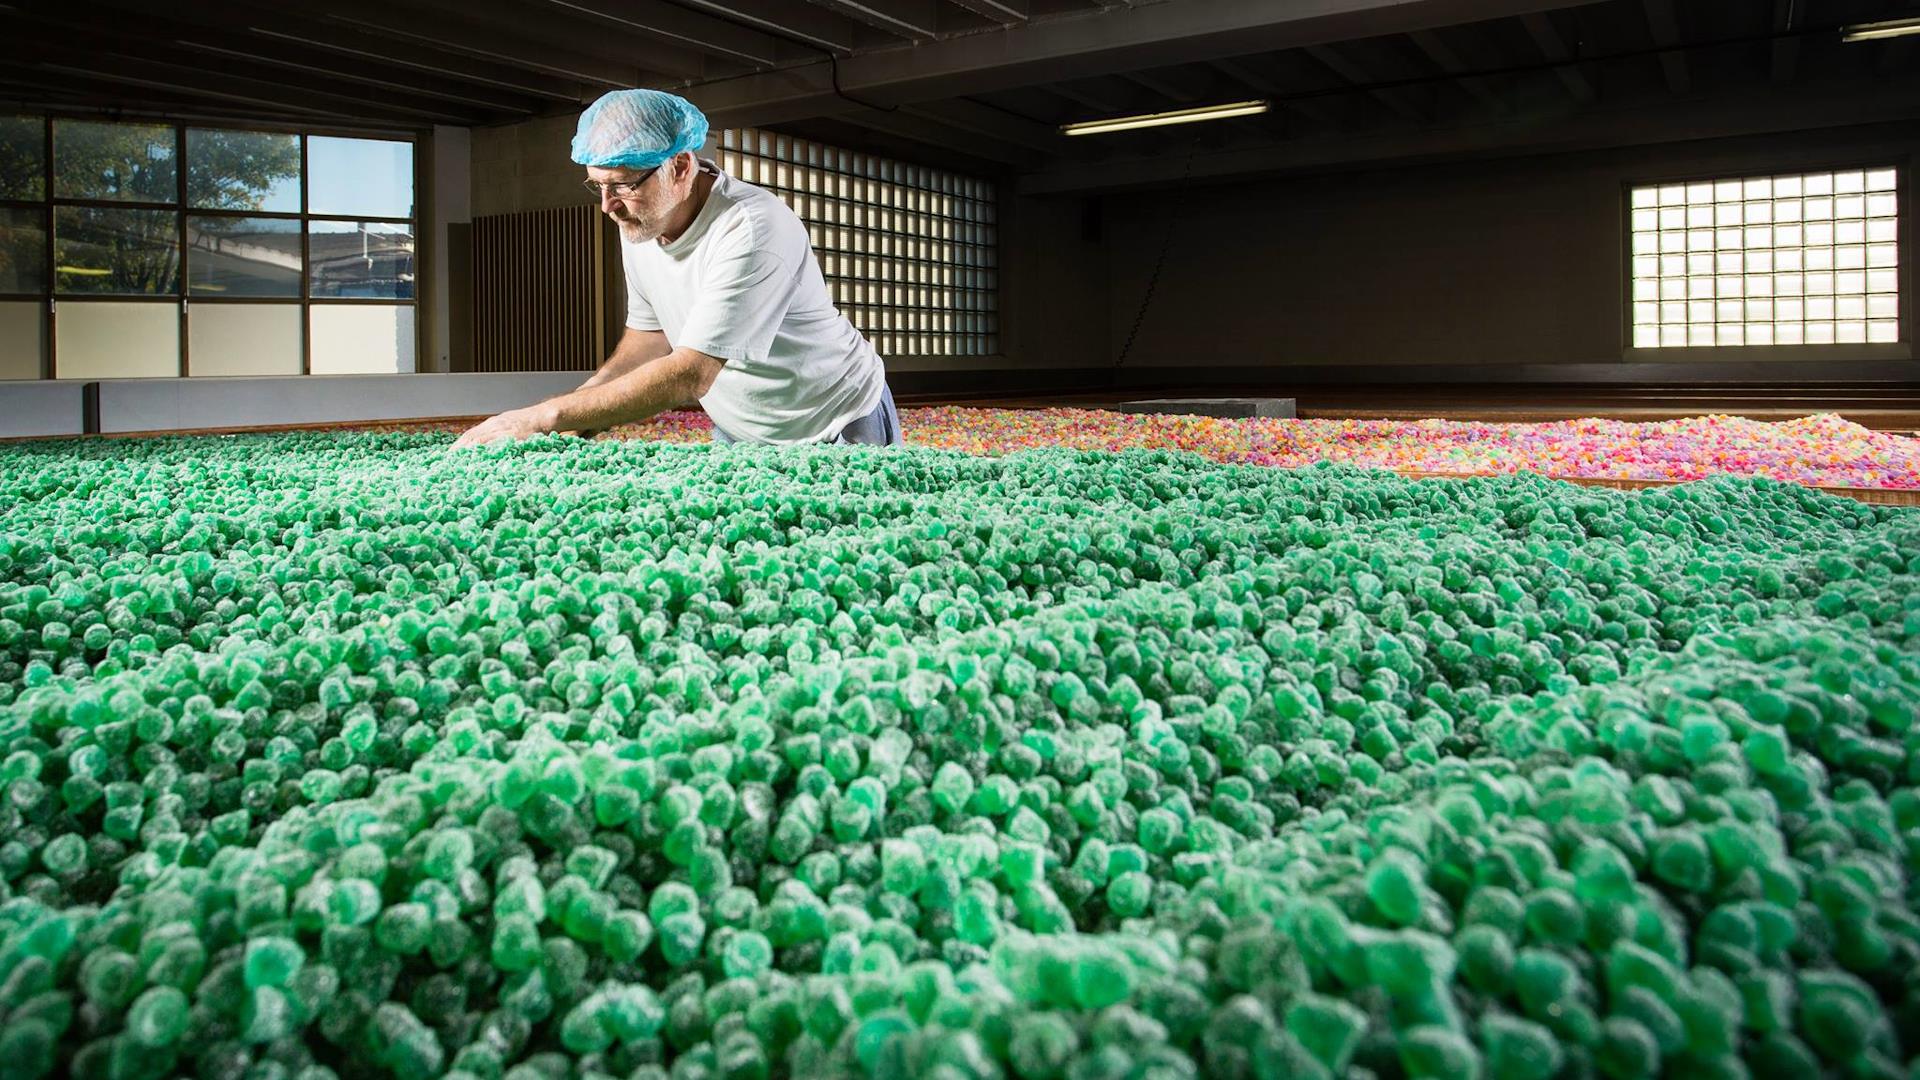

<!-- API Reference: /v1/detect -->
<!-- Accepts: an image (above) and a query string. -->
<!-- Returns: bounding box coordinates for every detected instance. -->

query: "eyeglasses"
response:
[583,167,660,199]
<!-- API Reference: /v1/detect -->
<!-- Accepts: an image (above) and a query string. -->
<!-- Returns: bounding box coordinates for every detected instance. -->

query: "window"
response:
[1630,167,1899,348]
[0,207,44,295]
[718,128,997,358]
[0,115,46,201]
[0,115,417,379]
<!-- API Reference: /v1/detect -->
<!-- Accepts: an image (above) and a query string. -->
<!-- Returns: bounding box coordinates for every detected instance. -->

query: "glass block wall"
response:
[717,128,997,358]
[1630,167,1898,348]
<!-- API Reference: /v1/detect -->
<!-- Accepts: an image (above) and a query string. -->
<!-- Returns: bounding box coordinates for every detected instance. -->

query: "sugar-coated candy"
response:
[0,429,1914,1079]
[593,407,1920,491]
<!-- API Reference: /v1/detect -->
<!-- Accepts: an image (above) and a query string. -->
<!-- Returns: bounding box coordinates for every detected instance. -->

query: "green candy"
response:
[930,762,976,816]
[1456,925,1516,995]
[1795,974,1880,1062]
[1650,830,1715,892]
[1513,949,1579,1022]
[1368,849,1427,926]
[1479,1013,1563,1080]
[1595,1016,1660,1079]
[1286,993,1368,1073]
[0,431,1913,1080]
[40,833,87,876]
[243,935,305,989]
[1400,1025,1485,1080]
[375,902,433,955]
[722,931,774,979]
[78,948,139,1009]
[1366,930,1457,994]
[125,985,190,1047]
[1106,872,1154,918]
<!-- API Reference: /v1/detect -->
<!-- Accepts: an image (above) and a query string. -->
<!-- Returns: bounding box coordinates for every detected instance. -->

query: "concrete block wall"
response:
[1102,120,1919,371]
[473,114,617,218]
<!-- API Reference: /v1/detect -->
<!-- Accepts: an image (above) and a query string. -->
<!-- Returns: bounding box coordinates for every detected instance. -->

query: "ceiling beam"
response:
[176,42,539,117]
[1769,0,1798,84]
[1405,28,1507,113]
[901,98,1089,157]
[1304,43,1428,122]
[944,0,1029,25]
[1207,58,1282,97]
[1183,62,1307,144]
[1116,70,1206,104]
[1520,11,1595,105]
[88,0,599,103]
[21,4,542,117]
[782,115,1016,178]
[539,0,802,68]
[381,0,715,82]
[845,107,1043,165]
[1044,80,1130,116]
[1878,37,1912,77]
[1211,57,1342,129]
[250,31,592,103]
[681,0,1594,126]
[320,0,687,87]
[805,0,940,40]
[1021,80,1920,195]
[671,0,857,54]
[962,87,1073,126]
[0,65,364,127]
[0,23,473,124]
[1639,0,1688,95]
[0,49,429,125]
[1105,68,1268,156]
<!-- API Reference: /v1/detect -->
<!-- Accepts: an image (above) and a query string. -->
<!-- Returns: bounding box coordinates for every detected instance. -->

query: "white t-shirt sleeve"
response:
[674,224,794,365]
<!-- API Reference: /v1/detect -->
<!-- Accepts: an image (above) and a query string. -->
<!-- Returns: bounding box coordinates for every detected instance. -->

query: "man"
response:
[456,89,901,448]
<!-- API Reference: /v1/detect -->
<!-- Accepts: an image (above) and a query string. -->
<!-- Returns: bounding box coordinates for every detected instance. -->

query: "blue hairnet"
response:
[571,89,709,171]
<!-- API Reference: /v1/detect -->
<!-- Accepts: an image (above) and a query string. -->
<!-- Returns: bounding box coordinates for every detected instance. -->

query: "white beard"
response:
[613,217,653,244]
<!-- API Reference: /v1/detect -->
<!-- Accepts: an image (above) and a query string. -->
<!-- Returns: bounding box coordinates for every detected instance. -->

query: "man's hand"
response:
[452,347,717,449]
[453,405,554,448]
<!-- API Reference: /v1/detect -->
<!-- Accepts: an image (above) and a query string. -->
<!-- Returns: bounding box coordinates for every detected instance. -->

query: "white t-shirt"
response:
[621,160,886,445]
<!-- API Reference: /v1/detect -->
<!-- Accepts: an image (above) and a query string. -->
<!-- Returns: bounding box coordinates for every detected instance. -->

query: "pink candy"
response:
[604,409,1920,491]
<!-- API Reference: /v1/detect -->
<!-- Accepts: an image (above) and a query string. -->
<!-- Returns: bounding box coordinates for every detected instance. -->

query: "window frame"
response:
[1621,161,1910,362]
[0,112,421,379]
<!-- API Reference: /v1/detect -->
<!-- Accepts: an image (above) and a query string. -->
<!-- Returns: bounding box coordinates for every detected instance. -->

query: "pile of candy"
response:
[1,432,1916,1080]
[589,409,1920,491]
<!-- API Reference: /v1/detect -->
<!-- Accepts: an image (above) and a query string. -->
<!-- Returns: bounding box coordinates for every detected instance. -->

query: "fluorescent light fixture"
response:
[1061,99,1270,136]
[1840,16,1920,41]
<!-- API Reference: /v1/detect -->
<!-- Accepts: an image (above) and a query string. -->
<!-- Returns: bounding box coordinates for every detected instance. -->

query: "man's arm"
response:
[578,328,671,391]
[541,347,723,433]
[454,347,724,448]
[559,328,671,436]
